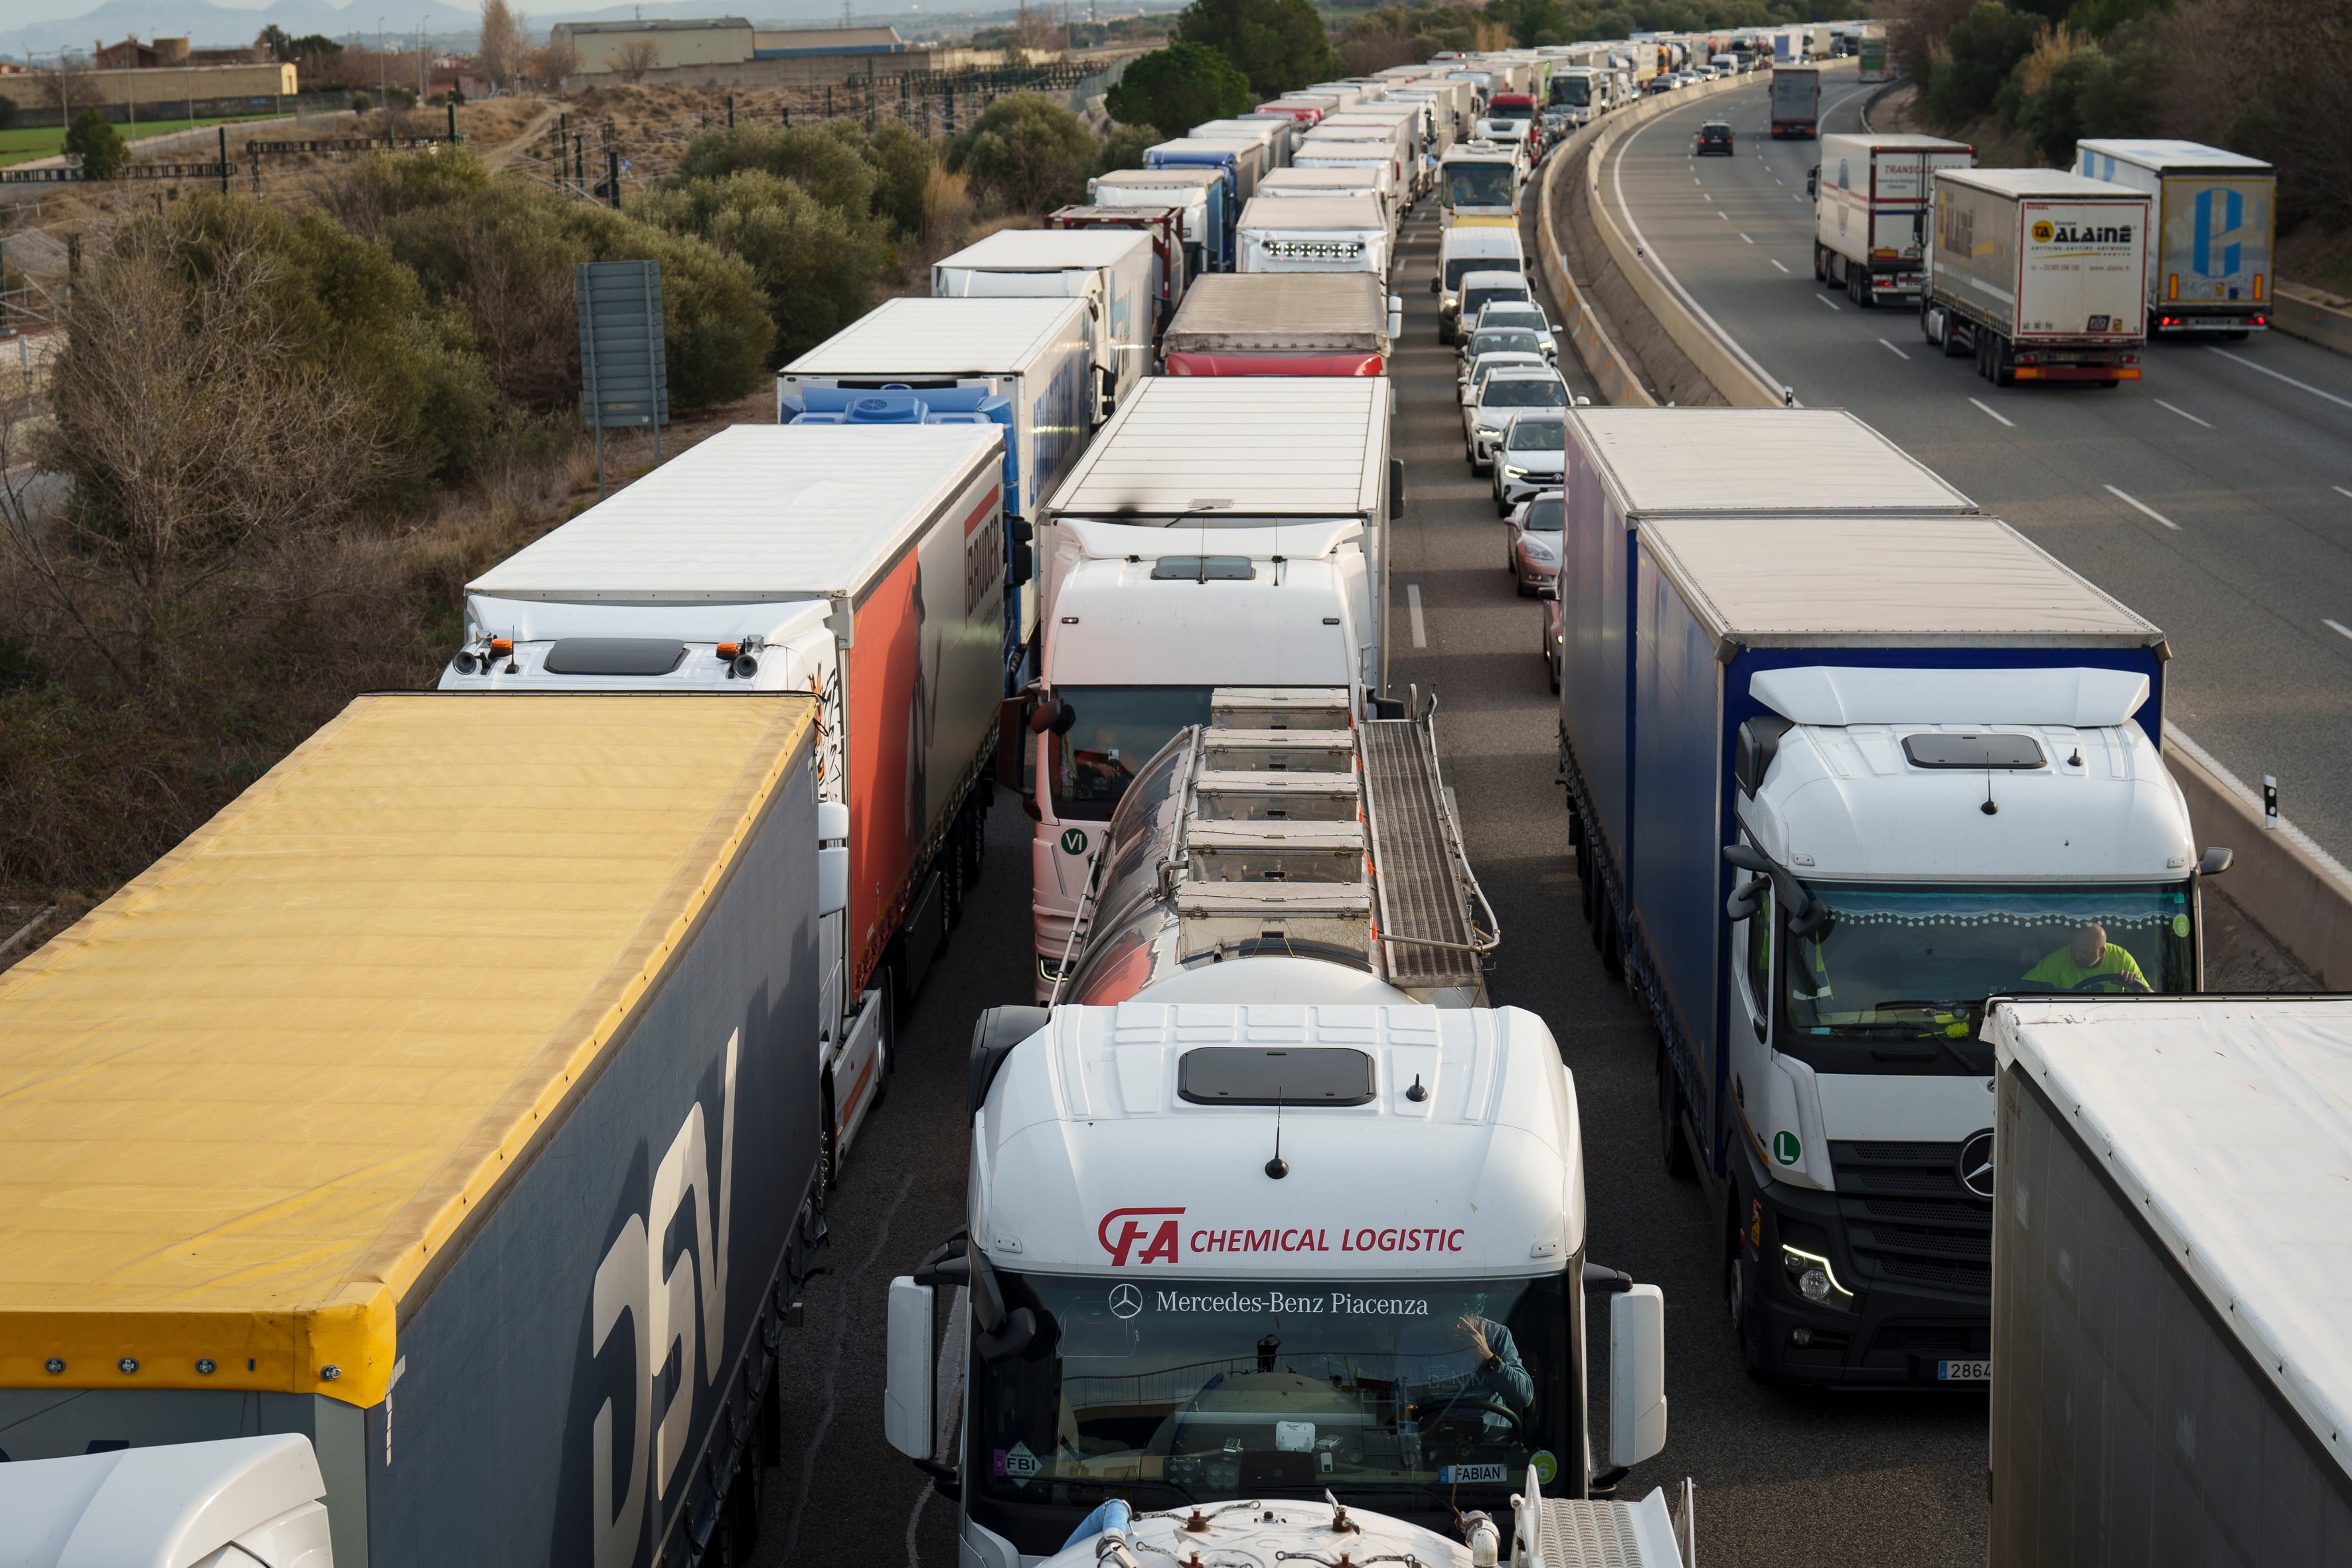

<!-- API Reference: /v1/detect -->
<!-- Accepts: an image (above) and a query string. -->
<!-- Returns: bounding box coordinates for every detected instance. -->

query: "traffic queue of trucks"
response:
[3,35,2326,1568]
[1800,119,2280,381]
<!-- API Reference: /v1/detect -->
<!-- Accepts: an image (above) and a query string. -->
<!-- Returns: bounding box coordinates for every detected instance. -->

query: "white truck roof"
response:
[1094,165,1223,189]
[1238,195,1387,231]
[2076,137,2273,176]
[0,1435,329,1568]
[781,295,1089,375]
[933,227,1151,270]
[1988,998,2352,1488]
[1261,167,1386,193]
[1046,377,1389,519]
[1643,515,2163,647]
[1571,407,1974,514]
[1934,166,2147,202]
[469,424,1002,603]
[1163,273,1389,353]
[976,1004,1582,1275]
[1818,131,1971,153]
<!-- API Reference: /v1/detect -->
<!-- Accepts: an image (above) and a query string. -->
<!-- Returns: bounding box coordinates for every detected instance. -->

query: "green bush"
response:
[1924,1,2046,124]
[351,90,374,114]
[947,93,1098,214]
[1172,0,1336,97]
[1097,122,1163,176]
[64,109,127,181]
[1107,43,1257,132]
[333,148,772,411]
[631,169,894,366]
[2005,42,2159,163]
[0,94,18,132]
[860,118,937,238]
[672,123,882,216]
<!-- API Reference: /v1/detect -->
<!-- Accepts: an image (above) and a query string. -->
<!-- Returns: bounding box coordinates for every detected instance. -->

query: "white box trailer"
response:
[777,295,1095,657]
[1091,165,1230,274]
[1810,132,1974,304]
[1261,164,1399,238]
[2074,138,2276,334]
[932,228,1156,410]
[1191,116,1292,169]
[1770,66,1819,136]
[1022,377,1402,994]
[1985,997,2352,1564]
[445,424,1012,1170]
[1237,195,1391,276]
[1922,167,2150,386]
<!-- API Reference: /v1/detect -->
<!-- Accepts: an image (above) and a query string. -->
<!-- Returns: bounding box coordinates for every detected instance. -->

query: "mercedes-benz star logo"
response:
[1957,1129,1996,1200]
[1108,1283,1142,1320]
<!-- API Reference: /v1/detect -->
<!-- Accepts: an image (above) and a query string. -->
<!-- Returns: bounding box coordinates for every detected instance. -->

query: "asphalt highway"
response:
[745,202,1990,1568]
[1603,63,2352,864]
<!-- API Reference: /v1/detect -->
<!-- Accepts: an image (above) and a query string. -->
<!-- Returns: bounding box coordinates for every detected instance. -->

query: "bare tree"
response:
[3,212,390,692]
[524,38,581,92]
[607,39,663,83]
[477,0,529,91]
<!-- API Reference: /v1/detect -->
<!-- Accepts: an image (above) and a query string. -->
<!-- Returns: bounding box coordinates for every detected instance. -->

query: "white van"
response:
[1433,223,1526,341]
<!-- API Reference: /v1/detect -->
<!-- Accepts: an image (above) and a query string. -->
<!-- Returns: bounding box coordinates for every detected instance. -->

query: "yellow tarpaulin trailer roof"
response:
[0,694,817,1407]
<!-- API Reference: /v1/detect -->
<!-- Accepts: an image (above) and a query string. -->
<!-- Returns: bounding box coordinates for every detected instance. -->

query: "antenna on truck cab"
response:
[1266,1086,1289,1179]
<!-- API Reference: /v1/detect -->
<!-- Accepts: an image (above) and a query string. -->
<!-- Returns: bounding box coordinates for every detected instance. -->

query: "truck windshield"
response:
[1051,686,1215,821]
[971,1271,1572,1517]
[1445,163,1515,206]
[1552,79,1591,106]
[1444,255,1521,290]
[1778,882,2194,1060]
[1481,378,1565,410]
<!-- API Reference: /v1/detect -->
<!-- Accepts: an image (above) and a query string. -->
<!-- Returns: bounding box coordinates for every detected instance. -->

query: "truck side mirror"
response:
[818,801,850,918]
[2198,846,2233,876]
[884,1277,935,1459]
[1007,516,1033,587]
[1430,275,1441,293]
[1387,295,1403,340]
[1608,1285,1668,1467]
[1725,874,1765,921]
[1388,457,1407,519]
[1805,167,1817,198]
[996,695,1032,791]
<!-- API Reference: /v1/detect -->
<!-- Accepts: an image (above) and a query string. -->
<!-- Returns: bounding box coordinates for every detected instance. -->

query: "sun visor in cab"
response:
[1747,666,2152,728]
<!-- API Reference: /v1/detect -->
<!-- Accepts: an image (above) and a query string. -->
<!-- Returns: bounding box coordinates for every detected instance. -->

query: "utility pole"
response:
[379,17,387,114]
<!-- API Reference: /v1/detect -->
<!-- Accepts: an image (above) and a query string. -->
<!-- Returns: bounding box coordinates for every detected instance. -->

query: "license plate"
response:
[1439,1463,1506,1484]
[1938,1359,1990,1382]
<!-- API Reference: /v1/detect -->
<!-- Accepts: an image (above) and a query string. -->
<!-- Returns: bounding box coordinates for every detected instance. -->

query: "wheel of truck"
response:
[1812,243,1826,282]
[1921,301,1938,346]
[1975,329,1992,378]
[1854,270,1873,308]
[1992,337,2017,386]
[1725,1236,1764,1381]
[1593,891,1624,980]
[1658,1044,1695,1178]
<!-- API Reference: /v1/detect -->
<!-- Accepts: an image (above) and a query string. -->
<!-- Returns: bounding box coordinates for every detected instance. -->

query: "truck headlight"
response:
[1781,1244,1855,1309]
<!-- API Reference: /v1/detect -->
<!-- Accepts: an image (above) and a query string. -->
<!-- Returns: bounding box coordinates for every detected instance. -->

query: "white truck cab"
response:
[1022,379,1403,998]
[884,1002,1678,1568]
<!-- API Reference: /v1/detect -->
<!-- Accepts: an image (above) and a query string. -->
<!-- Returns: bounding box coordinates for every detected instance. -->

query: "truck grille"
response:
[1830,1140,1990,1298]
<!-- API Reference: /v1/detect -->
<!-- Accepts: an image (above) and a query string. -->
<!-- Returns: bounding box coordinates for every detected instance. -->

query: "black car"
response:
[1695,121,1735,155]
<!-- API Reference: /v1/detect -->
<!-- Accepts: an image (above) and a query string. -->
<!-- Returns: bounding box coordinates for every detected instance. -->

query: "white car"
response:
[1463,367,1567,470]
[1458,349,1549,406]
[1493,412,1567,512]
[1456,325,1551,380]
[1456,268,1533,329]
[1469,300,1560,360]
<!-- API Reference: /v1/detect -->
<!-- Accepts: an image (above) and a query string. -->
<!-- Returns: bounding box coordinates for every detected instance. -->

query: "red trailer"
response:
[1160,272,1397,376]
[1048,203,1187,338]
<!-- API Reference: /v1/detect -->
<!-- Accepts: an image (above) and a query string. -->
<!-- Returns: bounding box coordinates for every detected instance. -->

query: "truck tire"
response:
[1812,243,1826,282]
[1658,1044,1695,1178]
[1991,336,2017,386]
[1594,892,1624,980]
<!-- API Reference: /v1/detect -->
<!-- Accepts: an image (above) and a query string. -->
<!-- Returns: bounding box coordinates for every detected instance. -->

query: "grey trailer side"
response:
[1992,1062,2352,1565]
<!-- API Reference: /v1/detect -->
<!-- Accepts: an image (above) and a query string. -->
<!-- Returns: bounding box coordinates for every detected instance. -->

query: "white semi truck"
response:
[1808,133,1974,305]
[442,424,1010,1178]
[1984,997,2347,1565]
[884,925,1682,1566]
[2073,137,2276,336]
[1920,167,2151,386]
[1555,408,2231,1387]
[1018,377,1403,998]
[933,228,1158,412]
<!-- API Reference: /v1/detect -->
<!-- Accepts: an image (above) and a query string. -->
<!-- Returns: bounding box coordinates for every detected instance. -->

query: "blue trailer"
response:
[1556,411,2209,1388]
[779,296,1095,685]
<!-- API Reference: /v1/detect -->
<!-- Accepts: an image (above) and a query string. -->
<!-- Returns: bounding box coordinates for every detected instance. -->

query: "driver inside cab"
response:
[1412,1312,1533,1415]
[2022,923,2148,992]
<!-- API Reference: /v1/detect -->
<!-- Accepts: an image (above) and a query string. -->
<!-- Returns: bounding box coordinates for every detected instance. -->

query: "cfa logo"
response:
[590,1032,740,1568]
[1099,1206,1185,1265]
[2031,220,2055,242]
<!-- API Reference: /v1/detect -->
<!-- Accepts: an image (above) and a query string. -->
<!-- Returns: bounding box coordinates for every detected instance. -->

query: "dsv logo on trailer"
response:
[589,1032,740,1568]
[2032,220,2134,245]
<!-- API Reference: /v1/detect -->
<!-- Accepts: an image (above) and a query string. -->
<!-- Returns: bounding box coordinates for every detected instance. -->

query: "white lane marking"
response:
[2327,619,2352,643]
[1702,193,1713,202]
[1717,211,1730,220]
[1692,176,1701,185]
[1773,176,1784,185]
[1770,258,1790,273]
[1969,397,2015,428]
[1878,337,1911,360]
[1739,232,1755,243]
[2153,398,2213,428]
[2105,484,2181,530]
[1408,583,1427,647]
[2206,345,2352,411]
[2337,485,2352,499]
[1814,293,1840,310]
